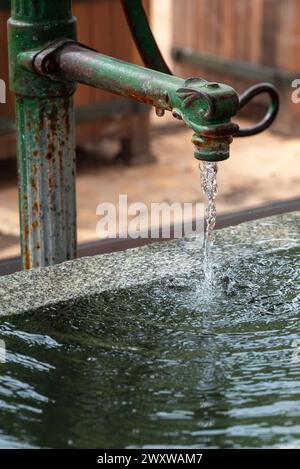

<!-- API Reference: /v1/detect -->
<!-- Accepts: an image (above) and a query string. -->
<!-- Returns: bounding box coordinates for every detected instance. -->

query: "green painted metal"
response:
[8,0,241,270]
[22,41,240,162]
[8,1,77,269]
[8,1,76,97]
[15,96,76,269]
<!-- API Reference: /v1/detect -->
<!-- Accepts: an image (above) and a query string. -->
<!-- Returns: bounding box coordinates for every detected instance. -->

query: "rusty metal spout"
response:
[21,40,240,162]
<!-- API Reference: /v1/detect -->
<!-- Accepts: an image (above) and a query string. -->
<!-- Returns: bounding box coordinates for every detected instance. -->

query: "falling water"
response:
[200,161,218,281]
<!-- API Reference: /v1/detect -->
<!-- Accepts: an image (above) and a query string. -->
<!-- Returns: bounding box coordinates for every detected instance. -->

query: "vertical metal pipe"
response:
[15,97,76,269]
[9,1,77,269]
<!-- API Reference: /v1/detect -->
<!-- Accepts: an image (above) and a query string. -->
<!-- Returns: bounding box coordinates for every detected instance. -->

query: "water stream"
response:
[199,161,218,281]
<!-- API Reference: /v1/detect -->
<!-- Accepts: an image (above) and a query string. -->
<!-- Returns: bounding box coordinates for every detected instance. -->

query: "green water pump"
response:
[8,0,279,269]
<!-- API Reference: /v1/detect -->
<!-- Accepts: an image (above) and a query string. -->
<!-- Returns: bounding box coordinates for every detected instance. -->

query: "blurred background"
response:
[0,0,300,261]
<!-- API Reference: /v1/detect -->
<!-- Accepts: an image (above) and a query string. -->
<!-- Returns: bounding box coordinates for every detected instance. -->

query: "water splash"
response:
[0,213,299,449]
[200,161,218,282]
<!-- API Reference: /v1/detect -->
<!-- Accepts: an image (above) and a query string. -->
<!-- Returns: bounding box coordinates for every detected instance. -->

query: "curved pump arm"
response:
[121,0,280,138]
[16,3,280,164]
[20,39,240,162]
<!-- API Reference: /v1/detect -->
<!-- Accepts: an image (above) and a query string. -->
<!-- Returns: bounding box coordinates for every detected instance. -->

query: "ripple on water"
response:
[0,213,299,448]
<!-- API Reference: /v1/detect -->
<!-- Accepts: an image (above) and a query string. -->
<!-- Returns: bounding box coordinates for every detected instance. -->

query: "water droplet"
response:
[172,110,182,120]
[155,108,165,117]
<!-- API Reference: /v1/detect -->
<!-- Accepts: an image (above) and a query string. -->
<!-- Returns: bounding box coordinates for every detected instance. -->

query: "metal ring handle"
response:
[235,83,280,137]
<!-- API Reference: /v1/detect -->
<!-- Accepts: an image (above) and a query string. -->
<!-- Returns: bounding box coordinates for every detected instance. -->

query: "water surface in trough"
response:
[0,213,299,449]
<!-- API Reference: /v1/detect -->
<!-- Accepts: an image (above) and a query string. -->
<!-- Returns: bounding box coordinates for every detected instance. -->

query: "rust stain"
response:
[63,98,70,135]
[46,142,55,161]
[32,220,39,230]
[58,149,64,176]
[48,176,55,189]
[24,224,30,238]
[23,224,31,270]
[32,202,40,214]
[48,143,55,153]
[49,104,58,134]
[30,177,37,191]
